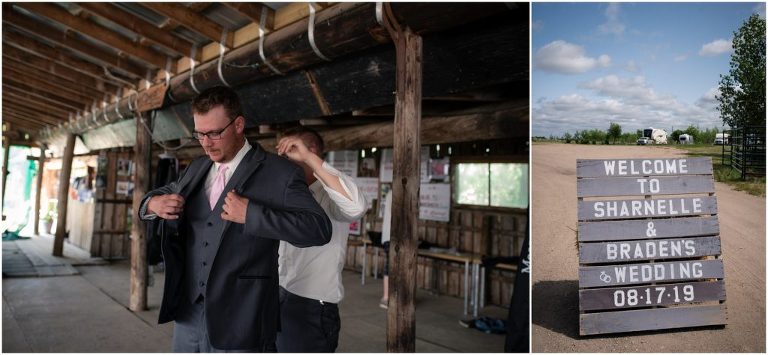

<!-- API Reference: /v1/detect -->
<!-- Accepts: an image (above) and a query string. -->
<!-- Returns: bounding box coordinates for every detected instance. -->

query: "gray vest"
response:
[184,181,226,302]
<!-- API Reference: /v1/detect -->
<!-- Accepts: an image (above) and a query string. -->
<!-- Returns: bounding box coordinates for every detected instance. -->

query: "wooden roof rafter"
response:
[3,67,103,103]
[4,64,108,99]
[3,90,81,115]
[3,85,85,112]
[3,79,93,109]
[3,103,66,126]
[221,3,275,30]
[75,2,196,62]
[142,3,233,47]
[14,3,170,70]
[3,5,147,79]
[2,53,118,93]
[3,95,73,118]
[2,34,126,88]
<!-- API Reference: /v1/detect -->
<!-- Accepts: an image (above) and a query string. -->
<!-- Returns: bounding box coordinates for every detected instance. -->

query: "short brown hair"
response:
[282,126,325,153]
[192,86,243,120]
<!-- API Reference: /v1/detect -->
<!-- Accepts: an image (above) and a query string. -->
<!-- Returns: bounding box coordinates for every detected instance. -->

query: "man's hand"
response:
[147,194,185,220]
[221,190,248,224]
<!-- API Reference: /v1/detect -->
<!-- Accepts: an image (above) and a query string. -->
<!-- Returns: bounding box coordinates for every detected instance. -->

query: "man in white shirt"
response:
[275,127,367,352]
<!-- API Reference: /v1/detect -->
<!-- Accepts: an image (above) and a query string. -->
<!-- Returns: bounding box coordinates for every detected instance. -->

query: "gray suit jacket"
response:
[140,142,331,350]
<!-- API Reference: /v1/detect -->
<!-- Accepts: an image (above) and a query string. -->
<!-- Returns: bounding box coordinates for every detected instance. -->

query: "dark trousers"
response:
[276,287,340,353]
[173,297,276,353]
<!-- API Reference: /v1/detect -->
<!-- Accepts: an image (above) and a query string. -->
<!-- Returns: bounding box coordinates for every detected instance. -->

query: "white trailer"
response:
[643,127,668,144]
[679,134,693,144]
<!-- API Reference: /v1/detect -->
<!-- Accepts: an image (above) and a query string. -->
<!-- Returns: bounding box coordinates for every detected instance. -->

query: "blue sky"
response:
[532,2,766,137]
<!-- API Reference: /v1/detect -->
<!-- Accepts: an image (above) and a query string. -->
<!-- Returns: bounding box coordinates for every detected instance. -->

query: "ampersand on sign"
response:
[599,271,612,283]
[646,222,657,237]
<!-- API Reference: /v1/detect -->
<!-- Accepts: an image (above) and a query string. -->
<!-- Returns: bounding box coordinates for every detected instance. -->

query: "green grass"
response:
[675,144,765,197]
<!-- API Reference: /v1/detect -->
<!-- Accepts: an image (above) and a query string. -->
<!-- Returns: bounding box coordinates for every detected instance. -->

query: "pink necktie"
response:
[209,165,228,210]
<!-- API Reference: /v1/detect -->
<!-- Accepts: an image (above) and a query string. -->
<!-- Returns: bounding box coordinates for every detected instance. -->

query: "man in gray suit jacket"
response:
[139,86,332,352]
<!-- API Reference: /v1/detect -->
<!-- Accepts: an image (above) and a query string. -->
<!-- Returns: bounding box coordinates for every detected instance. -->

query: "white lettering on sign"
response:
[603,159,689,176]
[605,240,696,260]
[636,178,660,193]
[593,198,702,218]
[613,262,703,283]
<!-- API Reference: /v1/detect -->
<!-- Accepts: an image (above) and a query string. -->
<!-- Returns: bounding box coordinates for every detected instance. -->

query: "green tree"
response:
[607,122,622,144]
[684,125,700,139]
[718,14,766,128]
[670,129,684,144]
[563,132,573,143]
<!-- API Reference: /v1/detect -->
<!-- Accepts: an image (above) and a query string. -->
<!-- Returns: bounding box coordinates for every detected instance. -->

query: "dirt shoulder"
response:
[532,143,765,352]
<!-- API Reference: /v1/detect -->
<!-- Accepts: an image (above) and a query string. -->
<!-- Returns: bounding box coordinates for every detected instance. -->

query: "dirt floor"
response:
[531,143,765,352]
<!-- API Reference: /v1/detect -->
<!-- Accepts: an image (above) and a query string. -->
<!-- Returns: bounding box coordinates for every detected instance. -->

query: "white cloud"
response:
[532,20,544,31]
[699,39,733,56]
[534,40,611,74]
[696,87,721,108]
[533,75,721,136]
[625,60,639,72]
[674,54,688,62]
[598,3,625,36]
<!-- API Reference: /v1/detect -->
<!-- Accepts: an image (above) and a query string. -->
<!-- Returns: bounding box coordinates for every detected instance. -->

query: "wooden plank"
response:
[579,259,724,288]
[579,237,721,264]
[77,2,195,61]
[129,112,150,311]
[3,52,117,93]
[16,3,168,69]
[221,3,274,29]
[579,280,726,311]
[580,305,727,336]
[3,7,147,78]
[578,196,717,221]
[142,3,229,46]
[577,175,715,198]
[579,216,720,242]
[53,133,75,256]
[577,158,713,178]
[387,27,421,353]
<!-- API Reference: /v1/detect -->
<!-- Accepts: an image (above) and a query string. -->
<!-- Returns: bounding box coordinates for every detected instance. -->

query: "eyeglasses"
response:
[192,119,235,140]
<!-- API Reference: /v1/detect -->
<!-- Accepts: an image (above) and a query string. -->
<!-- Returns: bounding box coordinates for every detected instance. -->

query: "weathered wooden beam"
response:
[4,90,78,114]
[221,3,275,29]
[15,3,169,69]
[129,109,151,311]
[1,137,9,208]
[3,7,147,79]
[142,3,231,46]
[76,2,194,61]
[3,85,85,112]
[158,3,510,108]
[4,65,107,99]
[2,113,48,131]
[33,153,45,235]
[387,26,422,353]
[53,133,75,256]
[2,52,118,93]
[3,82,88,110]
[321,103,527,150]
[3,99,69,121]
[3,102,65,125]
[3,70,98,104]
[2,36,124,87]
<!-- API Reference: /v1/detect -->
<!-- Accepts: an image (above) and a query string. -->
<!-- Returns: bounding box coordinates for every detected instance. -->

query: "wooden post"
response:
[53,133,75,256]
[129,112,151,311]
[387,26,422,353]
[33,151,46,235]
[1,136,10,216]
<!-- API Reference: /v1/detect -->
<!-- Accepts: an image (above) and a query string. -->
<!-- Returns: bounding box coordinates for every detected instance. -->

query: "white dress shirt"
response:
[278,162,367,303]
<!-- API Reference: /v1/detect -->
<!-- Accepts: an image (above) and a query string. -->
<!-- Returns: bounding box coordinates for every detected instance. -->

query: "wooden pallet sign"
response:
[577,157,726,336]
